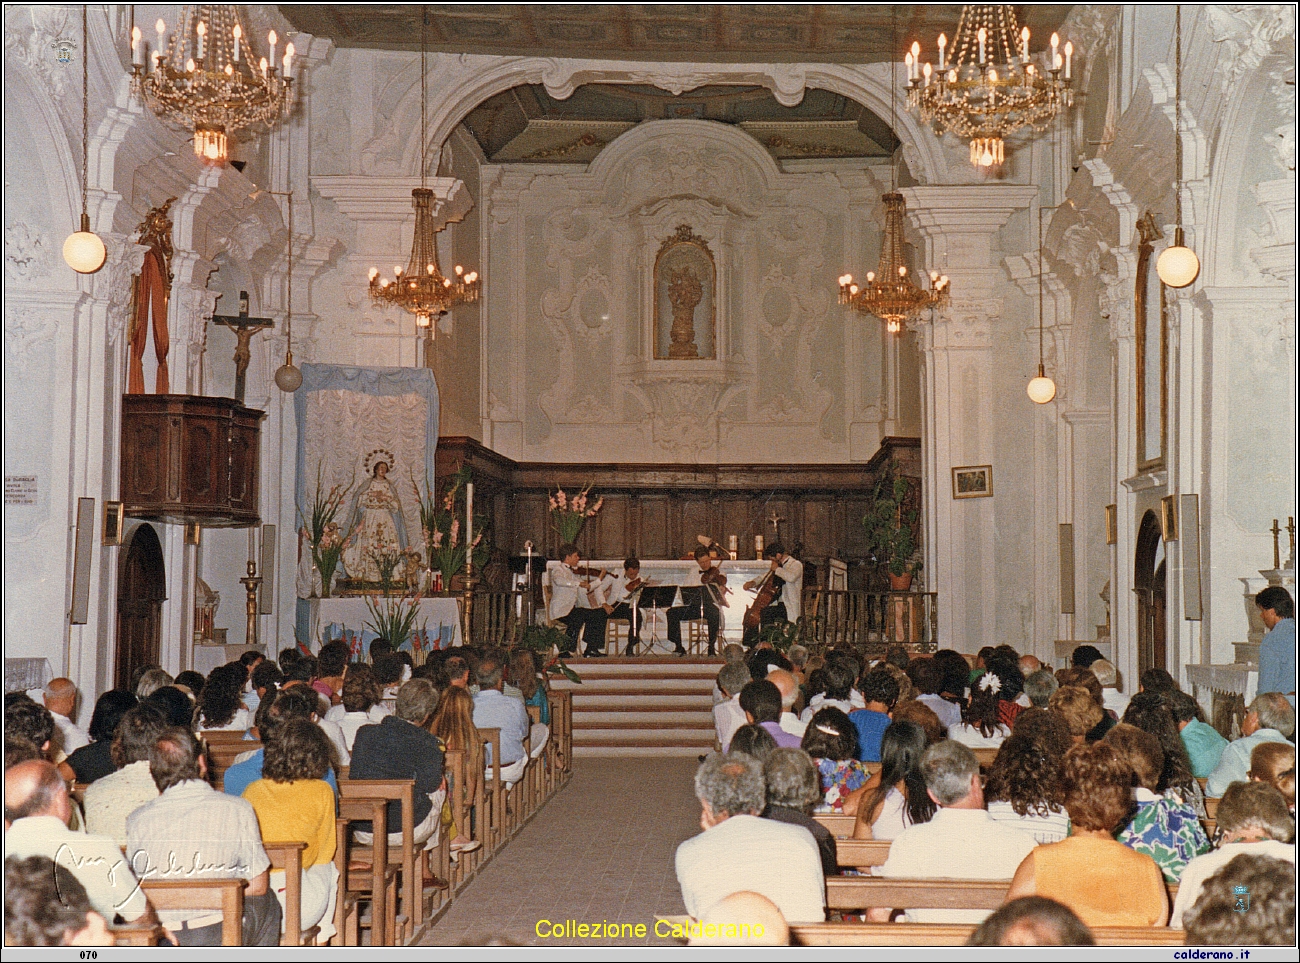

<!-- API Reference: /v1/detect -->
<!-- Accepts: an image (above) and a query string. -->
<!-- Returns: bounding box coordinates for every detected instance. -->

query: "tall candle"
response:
[232,24,242,62]
[131,26,141,65]
[728,535,738,553]
[755,534,764,558]
[465,483,474,551]
[248,526,256,562]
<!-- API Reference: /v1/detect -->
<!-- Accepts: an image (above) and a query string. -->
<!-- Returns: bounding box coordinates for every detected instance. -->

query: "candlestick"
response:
[268,30,277,70]
[1050,32,1059,71]
[1271,518,1281,571]
[240,559,262,648]
[978,26,986,64]
[283,42,294,78]
[910,42,920,81]
[196,21,206,61]
[904,51,914,83]
[1020,26,1029,62]
[1288,516,1296,567]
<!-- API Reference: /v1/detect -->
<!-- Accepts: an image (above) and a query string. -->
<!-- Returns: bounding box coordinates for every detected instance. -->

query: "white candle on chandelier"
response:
[904,51,913,82]
[1063,41,1073,80]
[283,42,294,78]
[1021,26,1030,62]
[923,62,932,86]
[195,21,206,60]
[186,57,196,73]
[1050,32,1059,70]
[454,264,463,276]
[937,33,946,70]
[368,267,379,281]
[268,30,277,71]
[260,56,267,79]
[232,24,241,62]
[978,26,986,64]
[910,41,920,80]
[394,264,403,276]
[131,26,141,65]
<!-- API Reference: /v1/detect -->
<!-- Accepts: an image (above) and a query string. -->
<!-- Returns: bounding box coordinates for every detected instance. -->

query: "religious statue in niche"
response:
[342,449,410,583]
[654,224,716,359]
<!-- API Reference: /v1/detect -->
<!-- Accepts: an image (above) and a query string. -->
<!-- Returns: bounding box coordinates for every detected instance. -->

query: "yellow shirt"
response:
[242,778,336,868]
[1033,833,1167,927]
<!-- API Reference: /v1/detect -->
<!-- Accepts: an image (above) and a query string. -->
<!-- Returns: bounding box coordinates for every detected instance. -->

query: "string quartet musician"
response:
[599,558,648,656]
[742,542,803,647]
[548,543,610,658]
[667,546,723,657]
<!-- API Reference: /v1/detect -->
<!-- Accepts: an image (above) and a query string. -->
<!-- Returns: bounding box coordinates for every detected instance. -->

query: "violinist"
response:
[667,546,723,657]
[603,558,647,655]
[742,542,803,647]
[549,543,610,658]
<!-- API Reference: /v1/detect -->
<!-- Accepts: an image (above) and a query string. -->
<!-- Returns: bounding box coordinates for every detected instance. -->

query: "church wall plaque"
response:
[119,394,264,527]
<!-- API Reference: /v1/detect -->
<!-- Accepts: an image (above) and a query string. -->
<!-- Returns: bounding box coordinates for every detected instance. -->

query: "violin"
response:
[700,565,730,604]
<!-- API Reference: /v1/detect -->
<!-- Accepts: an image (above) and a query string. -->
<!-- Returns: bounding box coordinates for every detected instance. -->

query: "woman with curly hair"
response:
[325,663,389,752]
[1005,741,1168,926]
[801,706,871,814]
[196,662,250,732]
[430,685,484,855]
[1122,691,1206,817]
[948,670,1011,748]
[985,712,1072,844]
[242,717,338,941]
[852,720,936,841]
[509,649,549,726]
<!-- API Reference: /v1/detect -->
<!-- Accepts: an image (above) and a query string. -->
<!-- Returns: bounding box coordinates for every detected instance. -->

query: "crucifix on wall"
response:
[767,508,785,537]
[212,291,273,404]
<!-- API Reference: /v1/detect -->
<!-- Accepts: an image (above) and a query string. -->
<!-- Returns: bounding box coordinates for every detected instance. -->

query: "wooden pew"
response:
[338,777,417,941]
[262,839,317,946]
[971,747,1000,769]
[206,739,262,790]
[825,876,1179,912]
[479,728,507,850]
[790,922,1186,946]
[110,921,164,946]
[835,838,891,869]
[141,878,245,946]
[814,813,857,838]
[547,689,573,777]
[334,795,397,946]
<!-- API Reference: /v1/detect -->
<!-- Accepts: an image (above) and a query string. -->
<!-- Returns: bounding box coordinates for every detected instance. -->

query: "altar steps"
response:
[549,657,724,757]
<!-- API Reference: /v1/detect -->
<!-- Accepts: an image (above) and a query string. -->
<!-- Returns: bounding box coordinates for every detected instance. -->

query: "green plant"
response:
[412,466,488,577]
[363,589,426,651]
[299,462,356,597]
[862,468,923,579]
[758,618,804,652]
[520,624,582,683]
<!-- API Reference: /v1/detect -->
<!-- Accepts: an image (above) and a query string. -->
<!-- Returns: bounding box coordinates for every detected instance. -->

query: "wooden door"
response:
[1134,510,1165,676]
[115,524,166,690]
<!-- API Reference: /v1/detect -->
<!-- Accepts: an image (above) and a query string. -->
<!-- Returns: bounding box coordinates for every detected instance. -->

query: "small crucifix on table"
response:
[212,290,273,404]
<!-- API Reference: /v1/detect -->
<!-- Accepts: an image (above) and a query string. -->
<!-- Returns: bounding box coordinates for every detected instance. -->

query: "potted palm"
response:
[863,470,923,590]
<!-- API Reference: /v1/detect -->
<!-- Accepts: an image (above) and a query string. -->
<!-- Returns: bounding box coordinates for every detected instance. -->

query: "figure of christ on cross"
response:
[213,304,274,404]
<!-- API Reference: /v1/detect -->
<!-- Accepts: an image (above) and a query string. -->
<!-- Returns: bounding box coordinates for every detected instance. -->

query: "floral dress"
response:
[813,757,873,812]
[1118,788,1212,882]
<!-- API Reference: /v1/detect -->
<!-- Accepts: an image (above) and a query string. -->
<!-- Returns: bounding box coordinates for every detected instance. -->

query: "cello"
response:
[743,567,782,631]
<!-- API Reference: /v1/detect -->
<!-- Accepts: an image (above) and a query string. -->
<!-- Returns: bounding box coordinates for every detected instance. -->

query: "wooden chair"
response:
[478,728,508,850]
[338,777,417,942]
[971,746,999,769]
[824,876,1180,912]
[835,838,891,869]
[1204,795,1219,820]
[141,879,245,946]
[546,689,573,778]
[262,839,319,946]
[207,739,262,790]
[110,921,164,946]
[790,922,1186,946]
[813,813,857,838]
[334,796,397,946]
[200,729,252,743]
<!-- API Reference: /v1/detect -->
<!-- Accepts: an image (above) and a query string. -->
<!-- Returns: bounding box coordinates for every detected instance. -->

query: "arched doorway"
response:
[1134,510,1167,676]
[115,524,166,690]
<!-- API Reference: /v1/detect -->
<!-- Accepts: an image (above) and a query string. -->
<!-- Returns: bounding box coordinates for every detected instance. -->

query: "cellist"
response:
[742,542,803,647]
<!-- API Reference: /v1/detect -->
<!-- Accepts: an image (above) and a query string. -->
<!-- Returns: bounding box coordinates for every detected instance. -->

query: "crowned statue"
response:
[342,448,409,583]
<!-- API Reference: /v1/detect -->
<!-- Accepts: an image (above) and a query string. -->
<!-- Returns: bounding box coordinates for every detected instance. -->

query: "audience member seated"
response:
[1166,689,1228,779]
[134,666,174,700]
[4,856,113,947]
[5,735,43,771]
[1254,585,1295,709]
[761,748,837,877]
[1206,692,1296,798]
[223,687,339,798]
[675,752,825,923]
[143,685,195,728]
[800,659,861,722]
[510,650,550,726]
[747,648,793,684]
[472,657,534,783]
[173,669,207,701]
[983,653,1027,729]
[764,669,806,740]
[1106,723,1210,882]
[1250,741,1296,814]
[879,740,1036,923]
[1170,781,1296,928]
[4,760,154,930]
[430,685,483,856]
[688,890,789,946]
[1181,854,1295,946]
[728,723,778,764]
[64,689,136,784]
[1069,644,1104,669]
[237,651,264,712]
[1006,741,1168,926]
[250,660,284,710]
[195,662,251,733]
[325,663,390,752]
[5,698,62,772]
[127,726,280,946]
[1056,667,1113,740]
[907,658,962,731]
[985,711,1072,844]
[740,679,801,749]
[1048,685,1102,746]
[853,719,935,842]
[1023,669,1058,709]
[1122,692,1206,815]
[850,669,899,763]
[801,707,870,814]
[312,640,350,706]
[351,678,447,858]
[713,662,752,752]
[966,896,1095,946]
[242,717,339,942]
[949,670,1011,749]
[1089,659,1128,718]
[891,698,944,745]
[932,649,973,710]
[37,678,90,755]
[1018,652,1043,681]
[83,704,167,845]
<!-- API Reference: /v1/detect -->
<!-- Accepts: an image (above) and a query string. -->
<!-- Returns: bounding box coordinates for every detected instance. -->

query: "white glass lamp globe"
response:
[1156,244,1200,288]
[1027,372,1057,405]
[63,228,106,274]
[274,362,303,392]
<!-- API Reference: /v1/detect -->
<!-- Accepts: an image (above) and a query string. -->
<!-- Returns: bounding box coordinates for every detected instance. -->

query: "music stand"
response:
[638,585,679,653]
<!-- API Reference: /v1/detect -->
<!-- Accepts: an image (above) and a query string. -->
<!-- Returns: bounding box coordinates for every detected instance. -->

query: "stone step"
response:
[572,697,714,711]
[573,727,717,745]
[571,711,713,727]
[573,745,711,758]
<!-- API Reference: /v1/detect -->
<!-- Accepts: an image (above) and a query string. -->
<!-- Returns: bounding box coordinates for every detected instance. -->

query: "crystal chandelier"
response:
[906,5,1072,167]
[838,193,949,333]
[131,5,294,164]
[367,7,480,332]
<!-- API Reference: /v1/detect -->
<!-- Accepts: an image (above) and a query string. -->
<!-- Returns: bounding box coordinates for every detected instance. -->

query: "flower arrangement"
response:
[300,462,355,598]
[549,486,604,544]
[364,588,426,653]
[412,465,487,581]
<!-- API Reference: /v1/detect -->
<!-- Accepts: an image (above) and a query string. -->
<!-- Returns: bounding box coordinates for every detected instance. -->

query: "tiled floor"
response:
[418,757,702,946]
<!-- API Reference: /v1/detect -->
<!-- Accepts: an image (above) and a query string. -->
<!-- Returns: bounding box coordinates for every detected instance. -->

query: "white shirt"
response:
[714,695,747,751]
[1102,687,1130,718]
[198,707,251,733]
[675,813,825,923]
[548,564,585,619]
[1171,840,1296,928]
[779,711,807,739]
[800,694,862,724]
[869,786,914,842]
[325,704,391,751]
[51,712,92,754]
[947,722,1010,749]
[916,693,963,732]
[986,799,1071,845]
[773,556,804,620]
[317,715,352,766]
[879,807,1038,924]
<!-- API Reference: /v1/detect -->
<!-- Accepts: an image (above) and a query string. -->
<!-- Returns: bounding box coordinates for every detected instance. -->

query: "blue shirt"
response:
[1257,617,1296,704]
[473,688,531,767]
[1180,718,1228,779]
[849,709,892,763]
[222,748,338,797]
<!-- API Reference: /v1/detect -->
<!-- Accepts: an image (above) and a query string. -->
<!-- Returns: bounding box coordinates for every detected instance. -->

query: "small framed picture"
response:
[952,465,993,499]
[185,522,202,545]
[102,500,124,545]
[1161,494,1179,542]
[1105,504,1118,545]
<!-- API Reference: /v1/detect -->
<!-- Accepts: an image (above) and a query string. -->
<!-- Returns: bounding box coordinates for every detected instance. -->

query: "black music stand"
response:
[638,585,679,653]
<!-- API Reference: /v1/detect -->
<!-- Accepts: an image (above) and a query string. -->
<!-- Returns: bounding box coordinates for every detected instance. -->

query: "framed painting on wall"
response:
[1135,211,1168,472]
[952,465,993,499]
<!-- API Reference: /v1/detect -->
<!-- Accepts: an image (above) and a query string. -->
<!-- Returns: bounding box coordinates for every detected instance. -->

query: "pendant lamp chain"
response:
[63,5,107,273]
[1157,5,1201,288]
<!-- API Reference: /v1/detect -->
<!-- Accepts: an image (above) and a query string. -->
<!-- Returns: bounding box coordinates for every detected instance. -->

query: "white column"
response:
[901,184,1037,652]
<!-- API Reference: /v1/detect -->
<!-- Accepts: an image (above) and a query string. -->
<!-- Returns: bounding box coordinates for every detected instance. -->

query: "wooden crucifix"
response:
[767,508,785,535]
[212,291,273,404]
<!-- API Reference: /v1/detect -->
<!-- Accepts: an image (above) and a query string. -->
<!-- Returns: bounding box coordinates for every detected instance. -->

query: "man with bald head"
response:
[4,760,154,930]
[766,669,806,739]
[29,678,90,754]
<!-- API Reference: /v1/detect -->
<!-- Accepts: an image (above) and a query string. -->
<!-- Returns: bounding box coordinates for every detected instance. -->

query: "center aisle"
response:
[418,757,703,946]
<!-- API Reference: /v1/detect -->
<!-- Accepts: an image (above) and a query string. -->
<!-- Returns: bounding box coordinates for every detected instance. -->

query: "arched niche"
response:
[115,523,167,690]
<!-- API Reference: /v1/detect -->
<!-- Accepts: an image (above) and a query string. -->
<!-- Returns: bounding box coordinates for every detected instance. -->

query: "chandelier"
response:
[906,5,1072,167]
[838,193,949,333]
[131,5,294,164]
[367,7,480,332]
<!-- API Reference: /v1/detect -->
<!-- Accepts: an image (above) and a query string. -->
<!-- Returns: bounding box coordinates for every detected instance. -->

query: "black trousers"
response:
[173,889,282,946]
[557,607,609,655]
[742,601,787,647]
[607,602,641,652]
[667,600,721,653]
